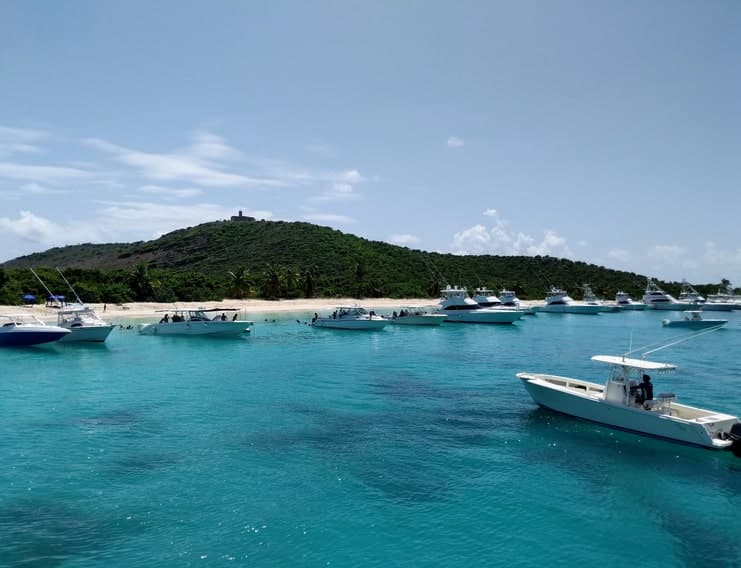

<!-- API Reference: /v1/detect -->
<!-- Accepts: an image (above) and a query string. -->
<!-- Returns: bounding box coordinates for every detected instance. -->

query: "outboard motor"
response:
[730,423,741,458]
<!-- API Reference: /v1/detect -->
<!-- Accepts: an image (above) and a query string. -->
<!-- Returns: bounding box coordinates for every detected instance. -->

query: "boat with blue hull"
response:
[0,314,70,347]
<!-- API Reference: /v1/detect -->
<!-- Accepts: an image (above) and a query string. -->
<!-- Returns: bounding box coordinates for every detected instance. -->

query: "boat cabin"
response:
[592,355,677,408]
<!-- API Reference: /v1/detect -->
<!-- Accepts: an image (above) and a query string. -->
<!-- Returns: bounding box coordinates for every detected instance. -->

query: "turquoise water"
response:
[1,309,740,567]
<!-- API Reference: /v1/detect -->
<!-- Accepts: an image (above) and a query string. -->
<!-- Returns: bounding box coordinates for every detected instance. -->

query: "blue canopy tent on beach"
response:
[22,293,36,304]
[46,294,65,307]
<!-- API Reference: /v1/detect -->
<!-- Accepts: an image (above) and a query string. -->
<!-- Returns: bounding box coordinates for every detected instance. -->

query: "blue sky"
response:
[1,1,739,285]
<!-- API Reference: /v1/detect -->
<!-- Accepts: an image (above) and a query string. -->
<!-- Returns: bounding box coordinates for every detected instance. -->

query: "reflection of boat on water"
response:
[517,354,741,454]
[0,314,70,347]
[538,287,602,314]
[662,311,727,330]
[437,286,523,324]
[389,307,446,326]
[312,306,388,330]
[139,308,252,336]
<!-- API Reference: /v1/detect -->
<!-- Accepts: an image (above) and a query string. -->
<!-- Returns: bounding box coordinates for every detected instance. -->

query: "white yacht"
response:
[56,304,116,343]
[678,280,706,304]
[437,286,522,324]
[472,287,502,307]
[642,279,696,310]
[614,291,646,310]
[582,284,619,313]
[0,314,70,347]
[517,355,741,453]
[312,306,388,330]
[702,283,739,311]
[499,289,536,315]
[389,307,446,326]
[139,308,252,336]
[538,287,602,314]
[662,311,727,330]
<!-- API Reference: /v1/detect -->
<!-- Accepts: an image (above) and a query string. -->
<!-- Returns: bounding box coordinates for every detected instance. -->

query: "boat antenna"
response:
[29,268,58,302]
[55,267,84,305]
[625,325,725,359]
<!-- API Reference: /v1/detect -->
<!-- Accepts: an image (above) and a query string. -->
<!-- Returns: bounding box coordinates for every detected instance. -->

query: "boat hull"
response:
[517,373,735,449]
[313,318,388,330]
[645,302,699,311]
[539,304,602,314]
[57,325,115,343]
[440,309,522,324]
[0,328,69,347]
[616,303,647,311]
[139,321,251,336]
[391,315,446,326]
[699,303,738,311]
[662,320,727,329]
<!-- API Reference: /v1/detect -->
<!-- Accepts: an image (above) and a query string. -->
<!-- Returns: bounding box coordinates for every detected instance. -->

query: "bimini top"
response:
[591,355,677,372]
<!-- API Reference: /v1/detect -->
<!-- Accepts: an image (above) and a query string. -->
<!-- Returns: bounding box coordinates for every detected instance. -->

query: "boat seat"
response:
[657,393,676,403]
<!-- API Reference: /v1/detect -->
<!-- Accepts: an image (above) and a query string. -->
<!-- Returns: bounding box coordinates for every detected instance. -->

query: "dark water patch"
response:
[658,505,741,566]
[77,408,163,437]
[0,497,115,567]
[351,456,451,504]
[109,451,181,476]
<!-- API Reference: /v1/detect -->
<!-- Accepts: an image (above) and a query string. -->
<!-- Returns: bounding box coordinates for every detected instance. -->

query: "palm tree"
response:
[130,263,155,301]
[302,265,318,298]
[228,267,253,299]
[262,264,284,299]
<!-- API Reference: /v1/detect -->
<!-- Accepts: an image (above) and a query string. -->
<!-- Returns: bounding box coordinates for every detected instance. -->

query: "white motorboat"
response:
[614,291,646,310]
[538,287,602,314]
[437,286,523,324]
[662,311,727,330]
[472,287,502,307]
[517,354,741,453]
[138,308,252,336]
[389,307,446,326]
[701,283,739,311]
[311,306,389,330]
[677,280,705,304]
[642,278,696,310]
[582,284,619,312]
[56,304,116,342]
[30,267,115,342]
[0,314,70,347]
[499,289,536,314]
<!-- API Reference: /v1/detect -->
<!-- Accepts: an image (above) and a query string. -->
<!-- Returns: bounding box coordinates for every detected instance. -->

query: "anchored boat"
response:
[517,354,741,454]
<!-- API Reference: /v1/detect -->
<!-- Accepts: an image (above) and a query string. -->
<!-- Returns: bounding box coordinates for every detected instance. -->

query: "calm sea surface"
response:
[1,308,740,567]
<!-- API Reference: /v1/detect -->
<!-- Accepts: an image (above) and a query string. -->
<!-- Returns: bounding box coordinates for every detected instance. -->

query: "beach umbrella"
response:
[22,293,36,303]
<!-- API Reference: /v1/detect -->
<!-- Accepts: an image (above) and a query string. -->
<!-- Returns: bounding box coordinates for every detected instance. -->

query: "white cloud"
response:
[703,242,741,267]
[308,182,361,203]
[303,213,356,225]
[447,136,465,148]
[647,244,685,263]
[451,210,573,258]
[0,210,104,246]
[0,162,92,184]
[577,240,588,247]
[483,208,498,217]
[84,135,285,188]
[608,248,631,262]
[388,233,421,246]
[138,185,203,199]
[0,126,49,157]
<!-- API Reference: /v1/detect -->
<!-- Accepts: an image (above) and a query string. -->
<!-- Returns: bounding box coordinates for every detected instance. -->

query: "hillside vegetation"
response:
[0,219,727,304]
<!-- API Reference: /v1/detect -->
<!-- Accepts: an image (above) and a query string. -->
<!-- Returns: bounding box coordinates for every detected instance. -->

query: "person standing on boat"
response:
[640,374,654,402]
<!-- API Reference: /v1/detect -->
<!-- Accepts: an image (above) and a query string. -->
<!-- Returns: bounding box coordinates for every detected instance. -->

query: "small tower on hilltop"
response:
[231,210,255,222]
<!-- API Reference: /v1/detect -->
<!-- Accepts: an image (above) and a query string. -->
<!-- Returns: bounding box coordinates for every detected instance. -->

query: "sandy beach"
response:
[2,298,444,323]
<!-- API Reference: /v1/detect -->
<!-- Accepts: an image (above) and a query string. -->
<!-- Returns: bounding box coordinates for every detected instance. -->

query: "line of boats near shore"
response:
[2,276,739,457]
[2,278,740,345]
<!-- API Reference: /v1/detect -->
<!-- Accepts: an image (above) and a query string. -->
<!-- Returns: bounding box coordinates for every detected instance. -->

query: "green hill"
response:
[0,218,717,304]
